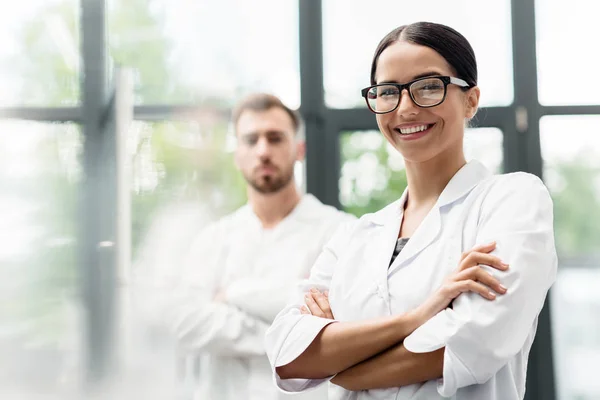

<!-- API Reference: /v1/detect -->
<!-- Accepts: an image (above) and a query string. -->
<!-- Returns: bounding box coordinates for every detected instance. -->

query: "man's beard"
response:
[245,164,295,194]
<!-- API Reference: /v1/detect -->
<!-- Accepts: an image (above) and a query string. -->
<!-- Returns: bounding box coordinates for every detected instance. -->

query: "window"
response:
[108,0,300,107]
[323,0,513,109]
[540,115,600,400]
[0,121,81,396]
[128,120,247,260]
[536,0,600,105]
[0,0,80,106]
[339,128,503,216]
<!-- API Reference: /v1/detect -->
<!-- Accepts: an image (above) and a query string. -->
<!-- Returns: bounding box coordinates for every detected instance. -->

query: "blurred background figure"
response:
[161,93,354,400]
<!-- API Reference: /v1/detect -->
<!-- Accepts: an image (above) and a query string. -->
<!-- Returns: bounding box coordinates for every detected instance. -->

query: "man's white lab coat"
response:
[265,160,558,400]
[169,194,355,400]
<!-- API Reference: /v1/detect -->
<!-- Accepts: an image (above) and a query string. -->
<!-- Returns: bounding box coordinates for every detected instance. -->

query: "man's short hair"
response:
[232,93,302,135]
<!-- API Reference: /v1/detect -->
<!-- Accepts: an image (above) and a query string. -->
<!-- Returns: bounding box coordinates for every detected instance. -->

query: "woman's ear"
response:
[465,86,481,120]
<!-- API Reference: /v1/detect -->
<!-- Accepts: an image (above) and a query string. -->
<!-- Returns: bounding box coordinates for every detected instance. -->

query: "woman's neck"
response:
[404,148,466,211]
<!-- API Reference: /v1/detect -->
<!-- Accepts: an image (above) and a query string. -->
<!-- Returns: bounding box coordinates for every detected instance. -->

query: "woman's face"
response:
[374,40,479,163]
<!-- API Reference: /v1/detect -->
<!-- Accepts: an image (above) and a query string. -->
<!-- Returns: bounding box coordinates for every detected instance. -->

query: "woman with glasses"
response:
[265,22,557,400]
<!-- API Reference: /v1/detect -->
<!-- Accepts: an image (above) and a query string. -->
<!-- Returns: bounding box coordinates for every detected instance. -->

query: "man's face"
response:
[234,107,305,194]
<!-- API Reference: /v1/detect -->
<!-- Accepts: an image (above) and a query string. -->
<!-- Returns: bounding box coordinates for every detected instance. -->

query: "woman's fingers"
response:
[474,267,508,294]
[452,279,497,300]
[303,290,334,319]
[311,290,334,319]
[304,292,322,316]
[460,252,509,272]
[460,241,496,261]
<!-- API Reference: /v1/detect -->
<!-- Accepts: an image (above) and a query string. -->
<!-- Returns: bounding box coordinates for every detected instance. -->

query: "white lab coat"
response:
[168,194,355,400]
[265,160,558,400]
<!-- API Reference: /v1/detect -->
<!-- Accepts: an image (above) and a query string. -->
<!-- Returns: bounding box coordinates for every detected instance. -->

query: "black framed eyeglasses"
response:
[360,76,471,114]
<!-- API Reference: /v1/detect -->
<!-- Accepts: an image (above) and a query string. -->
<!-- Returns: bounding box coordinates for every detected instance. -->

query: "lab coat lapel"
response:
[363,194,406,299]
[388,206,442,276]
[372,213,403,296]
[387,160,492,276]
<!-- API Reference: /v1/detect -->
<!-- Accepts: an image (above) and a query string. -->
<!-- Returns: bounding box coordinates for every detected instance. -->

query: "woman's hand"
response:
[301,242,508,324]
[301,288,334,319]
[414,241,509,323]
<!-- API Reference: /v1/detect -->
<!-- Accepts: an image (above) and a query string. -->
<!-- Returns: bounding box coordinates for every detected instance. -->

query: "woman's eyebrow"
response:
[378,71,444,84]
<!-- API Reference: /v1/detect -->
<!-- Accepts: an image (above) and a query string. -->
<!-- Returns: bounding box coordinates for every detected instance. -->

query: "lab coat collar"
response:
[365,160,491,226]
[241,193,324,230]
[436,160,491,208]
[287,193,322,222]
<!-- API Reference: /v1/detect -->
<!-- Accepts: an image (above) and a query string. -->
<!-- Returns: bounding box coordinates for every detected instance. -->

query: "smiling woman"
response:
[364,24,479,166]
[265,21,557,400]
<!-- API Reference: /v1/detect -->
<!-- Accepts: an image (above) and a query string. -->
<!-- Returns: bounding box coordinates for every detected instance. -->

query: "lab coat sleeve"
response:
[226,212,357,322]
[166,223,272,357]
[225,278,304,322]
[169,290,271,357]
[264,220,356,394]
[404,173,558,397]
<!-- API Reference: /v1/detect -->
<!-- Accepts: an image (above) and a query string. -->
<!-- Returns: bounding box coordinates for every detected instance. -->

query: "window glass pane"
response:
[108,0,300,107]
[339,128,503,216]
[464,127,503,174]
[0,121,82,397]
[129,120,247,259]
[0,0,79,106]
[323,0,513,109]
[536,0,600,105]
[339,130,407,217]
[540,115,600,400]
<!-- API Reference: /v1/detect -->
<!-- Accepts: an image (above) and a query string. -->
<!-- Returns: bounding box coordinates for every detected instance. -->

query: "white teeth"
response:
[399,124,429,134]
